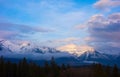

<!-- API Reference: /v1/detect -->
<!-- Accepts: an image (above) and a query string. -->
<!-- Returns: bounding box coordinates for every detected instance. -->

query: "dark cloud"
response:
[87,13,120,54]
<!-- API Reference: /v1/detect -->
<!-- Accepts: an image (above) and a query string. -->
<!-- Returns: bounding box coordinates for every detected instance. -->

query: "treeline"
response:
[93,63,120,77]
[0,56,70,77]
[0,56,120,77]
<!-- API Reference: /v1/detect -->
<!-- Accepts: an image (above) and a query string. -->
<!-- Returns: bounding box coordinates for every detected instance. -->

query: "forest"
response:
[0,56,120,77]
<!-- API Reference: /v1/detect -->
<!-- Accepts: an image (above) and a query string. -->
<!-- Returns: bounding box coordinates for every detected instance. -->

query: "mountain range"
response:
[0,40,120,66]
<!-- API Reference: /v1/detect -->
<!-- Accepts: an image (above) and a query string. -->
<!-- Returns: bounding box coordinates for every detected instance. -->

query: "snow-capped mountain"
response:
[0,40,120,66]
[0,40,60,54]
[0,40,73,60]
[0,40,12,53]
[77,51,112,64]
[57,44,95,56]
[79,51,109,60]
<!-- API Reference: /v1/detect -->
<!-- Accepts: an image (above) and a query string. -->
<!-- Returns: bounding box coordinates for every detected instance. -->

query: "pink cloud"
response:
[0,30,18,39]
[94,0,120,11]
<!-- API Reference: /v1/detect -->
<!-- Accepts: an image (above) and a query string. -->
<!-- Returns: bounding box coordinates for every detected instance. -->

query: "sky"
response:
[0,0,120,54]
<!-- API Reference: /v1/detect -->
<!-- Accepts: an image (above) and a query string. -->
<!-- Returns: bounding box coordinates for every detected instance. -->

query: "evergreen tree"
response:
[50,57,60,77]
[22,57,29,77]
[112,64,119,77]
[67,64,71,69]
[44,61,50,75]
[50,57,56,68]
[93,63,105,77]
[28,62,38,77]
[61,63,66,70]
[18,57,29,77]
[0,56,5,77]
[105,65,111,77]
[6,61,12,77]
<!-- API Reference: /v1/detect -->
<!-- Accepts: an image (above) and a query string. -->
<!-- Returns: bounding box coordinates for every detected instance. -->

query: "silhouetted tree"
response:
[105,65,111,77]
[0,56,5,77]
[67,64,71,69]
[2,56,120,77]
[61,63,66,70]
[93,63,105,77]
[50,57,60,77]
[44,61,50,77]
[112,64,119,77]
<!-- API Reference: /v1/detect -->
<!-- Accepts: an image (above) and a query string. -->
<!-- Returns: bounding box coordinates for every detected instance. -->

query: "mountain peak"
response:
[20,41,30,47]
[57,44,95,56]
[0,40,61,54]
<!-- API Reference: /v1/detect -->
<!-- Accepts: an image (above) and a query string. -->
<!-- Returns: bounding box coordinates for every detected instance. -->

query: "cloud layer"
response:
[0,22,54,40]
[86,13,120,54]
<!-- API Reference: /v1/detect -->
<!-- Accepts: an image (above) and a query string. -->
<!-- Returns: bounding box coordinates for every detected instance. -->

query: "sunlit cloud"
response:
[94,0,120,11]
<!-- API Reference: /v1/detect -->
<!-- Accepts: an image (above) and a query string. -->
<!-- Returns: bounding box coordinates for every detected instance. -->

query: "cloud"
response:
[38,37,82,48]
[85,13,120,54]
[0,30,18,39]
[53,37,81,43]
[0,0,89,43]
[0,22,54,33]
[74,24,87,30]
[84,37,95,42]
[0,0,85,28]
[88,13,120,41]
[0,22,54,39]
[94,0,120,11]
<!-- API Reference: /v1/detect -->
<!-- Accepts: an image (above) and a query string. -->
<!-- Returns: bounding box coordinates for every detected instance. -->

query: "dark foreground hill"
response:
[0,56,120,77]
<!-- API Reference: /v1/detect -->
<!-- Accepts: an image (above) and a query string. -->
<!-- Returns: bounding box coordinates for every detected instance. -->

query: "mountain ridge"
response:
[0,40,120,66]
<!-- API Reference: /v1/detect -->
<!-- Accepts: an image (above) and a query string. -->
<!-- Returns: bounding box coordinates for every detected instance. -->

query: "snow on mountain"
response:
[0,40,33,53]
[0,40,120,64]
[56,44,119,65]
[78,51,110,61]
[0,40,120,66]
[57,44,95,56]
[0,40,61,54]
[0,40,74,59]
[0,40,12,53]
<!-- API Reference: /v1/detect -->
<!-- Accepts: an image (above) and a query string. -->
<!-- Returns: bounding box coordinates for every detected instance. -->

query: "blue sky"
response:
[0,0,120,53]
